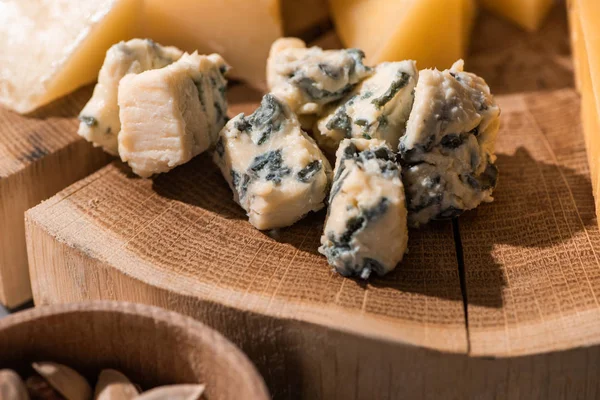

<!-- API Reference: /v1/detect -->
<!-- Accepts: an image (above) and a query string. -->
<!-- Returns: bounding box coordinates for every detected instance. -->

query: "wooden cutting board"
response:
[24,7,600,399]
[0,87,111,308]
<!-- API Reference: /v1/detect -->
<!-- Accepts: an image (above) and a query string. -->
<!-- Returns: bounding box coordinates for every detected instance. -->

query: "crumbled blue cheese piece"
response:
[118,52,229,178]
[78,39,184,155]
[399,60,500,227]
[267,38,372,115]
[214,94,332,230]
[319,138,408,279]
[315,61,418,154]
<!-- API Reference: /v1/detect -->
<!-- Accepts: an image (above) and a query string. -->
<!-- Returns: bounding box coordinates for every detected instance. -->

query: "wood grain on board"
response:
[457,6,600,357]
[25,83,467,352]
[0,87,111,308]
[22,4,600,399]
[461,90,600,357]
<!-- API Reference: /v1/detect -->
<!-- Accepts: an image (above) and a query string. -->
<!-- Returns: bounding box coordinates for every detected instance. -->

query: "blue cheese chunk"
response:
[319,138,408,279]
[399,60,500,227]
[267,38,372,115]
[78,39,184,155]
[315,61,418,154]
[118,52,229,178]
[214,94,332,230]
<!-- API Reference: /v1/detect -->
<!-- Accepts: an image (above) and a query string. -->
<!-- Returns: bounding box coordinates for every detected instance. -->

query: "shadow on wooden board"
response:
[151,141,593,312]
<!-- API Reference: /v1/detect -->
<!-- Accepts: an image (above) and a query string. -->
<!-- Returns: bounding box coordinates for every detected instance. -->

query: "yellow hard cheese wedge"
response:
[570,0,600,222]
[480,0,554,31]
[142,0,283,90]
[329,0,477,70]
[0,0,141,114]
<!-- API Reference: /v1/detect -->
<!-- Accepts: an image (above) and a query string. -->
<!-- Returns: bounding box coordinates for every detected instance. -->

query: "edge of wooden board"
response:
[25,199,600,399]
[0,87,111,308]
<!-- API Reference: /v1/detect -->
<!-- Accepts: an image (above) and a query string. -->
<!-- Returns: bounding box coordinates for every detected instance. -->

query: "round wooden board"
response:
[22,6,600,399]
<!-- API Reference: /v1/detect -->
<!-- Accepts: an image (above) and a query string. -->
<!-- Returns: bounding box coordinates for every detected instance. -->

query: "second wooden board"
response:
[0,87,111,308]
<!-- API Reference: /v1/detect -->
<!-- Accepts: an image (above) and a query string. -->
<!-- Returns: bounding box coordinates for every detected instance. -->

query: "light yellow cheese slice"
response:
[480,0,554,32]
[0,0,141,114]
[142,0,283,90]
[329,0,476,70]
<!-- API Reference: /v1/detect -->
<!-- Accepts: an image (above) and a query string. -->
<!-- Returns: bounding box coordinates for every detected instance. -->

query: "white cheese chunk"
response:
[214,94,332,230]
[0,0,141,114]
[78,39,183,155]
[118,52,229,178]
[319,138,408,278]
[399,60,500,227]
[267,38,372,115]
[315,61,418,154]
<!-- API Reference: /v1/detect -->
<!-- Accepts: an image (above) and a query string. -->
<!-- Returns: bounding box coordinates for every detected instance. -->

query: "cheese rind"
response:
[78,39,183,155]
[315,60,418,154]
[0,0,141,114]
[267,38,372,115]
[480,0,554,32]
[319,138,408,278]
[399,60,500,227]
[118,52,228,178]
[214,94,332,230]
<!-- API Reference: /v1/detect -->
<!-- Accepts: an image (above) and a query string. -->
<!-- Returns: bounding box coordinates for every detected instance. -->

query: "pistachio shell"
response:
[94,369,139,400]
[0,369,29,400]
[32,362,92,400]
[135,384,205,400]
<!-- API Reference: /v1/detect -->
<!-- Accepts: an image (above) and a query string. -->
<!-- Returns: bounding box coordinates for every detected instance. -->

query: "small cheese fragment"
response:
[267,38,372,115]
[78,39,183,155]
[142,0,282,90]
[214,94,332,230]
[399,60,500,227]
[329,0,476,70]
[319,138,408,279]
[118,52,229,178]
[315,60,418,154]
[480,0,554,32]
[0,0,141,113]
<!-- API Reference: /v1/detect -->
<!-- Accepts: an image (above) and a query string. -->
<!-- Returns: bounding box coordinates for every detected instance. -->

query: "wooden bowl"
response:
[0,301,269,400]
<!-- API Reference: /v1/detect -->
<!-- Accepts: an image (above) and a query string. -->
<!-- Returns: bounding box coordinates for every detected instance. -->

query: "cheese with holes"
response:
[315,60,418,154]
[118,52,229,178]
[480,0,554,31]
[142,0,282,90]
[319,138,407,279]
[399,60,500,227]
[78,39,183,155]
[570,0,600,218]
[214,94,332,230]
[0,0,141,114]
[329,0,477,70]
